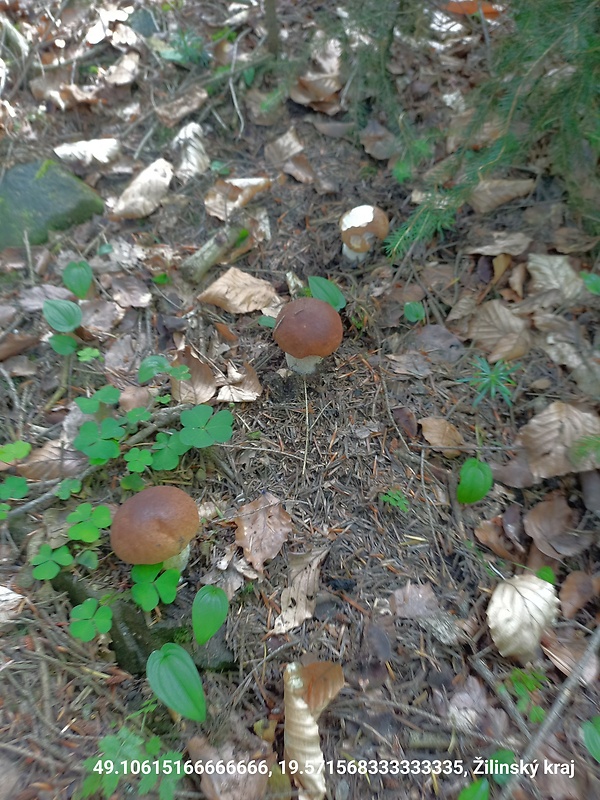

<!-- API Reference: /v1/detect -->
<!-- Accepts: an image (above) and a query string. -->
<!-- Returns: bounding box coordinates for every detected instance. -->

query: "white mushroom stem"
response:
[285,353,323,375]
[163,543,191,572]
[342,242,369,263]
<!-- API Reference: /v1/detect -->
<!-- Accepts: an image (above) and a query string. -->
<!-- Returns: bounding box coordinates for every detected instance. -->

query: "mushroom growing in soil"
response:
[110,486,199,571]
[273,297,343,375]
[339,205,389,262]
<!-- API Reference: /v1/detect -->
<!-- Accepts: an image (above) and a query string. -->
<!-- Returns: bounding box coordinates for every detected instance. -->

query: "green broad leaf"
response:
[70,619,96,642]
[0,503,9,521]
[258,315,276,328]
[167,365,191,381]
[206,409,234,442]
[155,570,180,605]
[192,585,229,645]
[68,520,100,543]
[94,605,113,633]
[403,301,426,323]
[33,560,61,580]
[95,385,121,405]
[76,550,99,570]
[242,66,255,86]
[131,584,160,612]
[456,458,493,504]
[90,505,111,528]
[180,405,214,429]
[582,716,600,763]
[75,396,100,414]
[54,478,81,500]
[458,779,489,800]
[146,643,206,722]
[529,705,545,723]
[85,440,121,466]
[52,545,74,566]
[308,276,347,311]
[43,299,82,332]
[99,418,125,440]
[71,598,99,621]
[536,566,556,584]
[150,447,181,471]
[97,242,113,256]
[77,347,101,362]
[67,503,92,523]
[487,750,515,786]
[31,543,54,565]
[152,273,170,285]
[63,260,93,298]
[74,421,100,449]
[126,407,152,424]
[139,355,171,384]
[0,441,31,463]
[49,334,78,355]
[120,473,146,491]
[0,475,28,500]
[132,563,163,583]
[580,271,600,295]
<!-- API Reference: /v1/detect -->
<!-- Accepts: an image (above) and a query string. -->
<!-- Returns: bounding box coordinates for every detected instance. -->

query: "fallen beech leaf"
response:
[264,128,304,165]
[468,179,535,214]
[216,361,262,403]
[392,406,418,438]
[580,470,600,512]
[487,575,559,662]
[464,230,533,256]
[111,275,152,308]
[17,440,87,480]
[541,630,599,686]
[105,51,140,86]
[273,549,329,633]
[0,333,39,361]
[282,153,317,185]
[301,661,345,718]
[187,735,271,800]
[419,417,464,457]
[447,677,489,732]
[359,120,399,160]
[156,86,208,128]
[491,453,537,487]
[119,386,153,412]
[235,493,292,574]
[519,402,600,479]
[170,346,217,404]
[523,495,589,559]
[80,299,125,337]
[469,299,531,360]
[54,138,120,166]
[289,35,343,116]
[527,254,584,303]
[386,352,432,379]
[559,571,596,619]
[204,177,272,221]
[390,581,440,618]
[113,159,173,219]
[0,585,24,627]
[172,122,210,183]
[412,324,464,363]
[198,267,278,314]
[474,519,518,560]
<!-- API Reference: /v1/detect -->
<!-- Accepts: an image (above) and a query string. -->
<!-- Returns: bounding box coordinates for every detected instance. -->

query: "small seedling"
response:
[120,473,146,492]
[458,778,489,800]
[456,458,493,504]
[43,298,82,332]
[461,356,518,407]
[31,544,74,579]
[0,441,31,463]
[62,260,93,299]
[403,301,425,323]
[54,478,82,500]
[307,276,347,311]
[192,585,229,644]
[73,418,125,465]
[69,598,113,642]
[138,355,191,385]
[75,385,121,414]
[0,475,28,501]
[580,271,600,295]
[67,503,111,544]
[77,347,102,363]
[150,431,191,471]
[258,315,276,328]
[179,405,234,448]
[506,668,547,723]
[379,488,409,511]
[131,564,180,612]
[49,334,78,355]
[146,643,207,722]
[124,447,153,473]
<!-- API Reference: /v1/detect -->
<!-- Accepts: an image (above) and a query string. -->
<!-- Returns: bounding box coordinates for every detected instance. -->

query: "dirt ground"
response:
[1,2,599,800]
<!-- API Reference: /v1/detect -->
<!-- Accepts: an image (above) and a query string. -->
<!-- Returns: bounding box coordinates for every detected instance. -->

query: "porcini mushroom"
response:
[110,486,199,571]
[339,205,389,262]
[273,297,343,374]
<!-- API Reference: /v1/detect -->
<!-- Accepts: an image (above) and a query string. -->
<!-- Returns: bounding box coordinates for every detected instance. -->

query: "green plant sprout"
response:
[456,458,493,504]
[461,356,518,407]
[62,260,93,299]
[124,448,153,473]
[138,355,191,385]
[77,347,102,363]
[0,440,31,463]
[54,478,82,500]
[31,544,74,580]
[582,715,600,763]
[67,503,111,544]
[458,749,517,799]
[79,727,184,800]
[580,271,600,295]
[379,488,410,511]
[69,598,113,642]
[179,406,234,448]
[131,564,180,612]
[75,385,121,414]
[43,298,82,332]
[120,474,146,492]
[75,549,99,571]
[506,668,547,723]
[0,475,28,501]
[73,418,125,465]
[307,276,347,311]
[147,586,229,722]
[403,301,425,323]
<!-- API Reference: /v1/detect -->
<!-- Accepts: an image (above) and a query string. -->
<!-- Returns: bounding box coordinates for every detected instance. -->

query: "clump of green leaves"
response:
[31,544,74,579]
[131,564,180,612]
[379,488,409,511]
[461,356,518,407]
[69,598,113,642]
[67,503,111,544]
[506,668,548,724]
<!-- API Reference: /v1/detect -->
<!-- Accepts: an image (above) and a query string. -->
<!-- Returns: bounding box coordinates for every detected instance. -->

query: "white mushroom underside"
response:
[285,353,324,374]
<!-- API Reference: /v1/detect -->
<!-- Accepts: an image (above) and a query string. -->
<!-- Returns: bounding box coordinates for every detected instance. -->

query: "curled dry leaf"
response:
[273,549,329,634]
[264,128,304,165]
[172,122,210,183]
[527,254,584,303]
[559,571,597,619]
[419,417,464,458]
[386,352,432,379]
[234,492,292,574]
[54,138,120,166]
[0,333,39,362]
[0,585,24,628]
[487,575,559,662]
[204,177,272,221]
[491,453,536,488]
[198,267,278,314]
[111,275,152,308]
[390,581,440,618]
[289,36,343,116]
[463,229,533,256]
[447,677,489,733]
[474,519,519,560]
[156,86,208,128]
[541,630,599,687]
[216,362,262,403]
[170,345,216,404]
[518,401,600,479]
[468,299,531,361]
[187,735,271,800]
[105,51,140,86]
[113,159,173,219]
[80,299,124,338]
[284,661,344,800]
[359,120,399,160]
[119,385,153,412]
[17,440,87,480]
[468,178,535,214]
[523,495,590,559]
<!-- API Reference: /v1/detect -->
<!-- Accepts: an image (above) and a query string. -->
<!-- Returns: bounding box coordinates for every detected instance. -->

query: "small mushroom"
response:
[339,205,389,262]
[110,486,199,571]
[273,297,343,374]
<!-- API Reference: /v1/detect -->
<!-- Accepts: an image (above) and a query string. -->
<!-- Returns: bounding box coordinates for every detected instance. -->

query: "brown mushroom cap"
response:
[340,205,389,253]
[110,486,199,565]
[273,297,343,360]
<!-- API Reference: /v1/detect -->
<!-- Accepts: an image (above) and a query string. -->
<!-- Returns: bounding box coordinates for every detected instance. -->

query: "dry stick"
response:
[302,377,309,476]
[497,623,600,800]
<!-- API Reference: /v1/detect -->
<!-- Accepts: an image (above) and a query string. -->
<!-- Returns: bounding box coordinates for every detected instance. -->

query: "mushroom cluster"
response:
[273,297,343,374]
[110,485,199,571]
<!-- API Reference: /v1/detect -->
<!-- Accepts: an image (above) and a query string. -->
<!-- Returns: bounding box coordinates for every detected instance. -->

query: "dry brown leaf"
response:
[447,677,489,732]
[2,355,36,377]
[419,417,464,457]
[468,179,535,214]
[527,254,584,303]
[580,470,600,512]
[105,51,140,86]
[119,386,153,412]
[508,262,527,298]
[172,122,210,183]
[492,253,512,282]
[17,440,87,480]
[289,36,343,115]
[464,230,533,256]
[552,226,600,254]
[487,574,559,662]
[386,352,431,378]
[392,406,418,438]
[282,153,317,185]
[54,138,120,166]
[170,346,217,404]
[0,333,39,362]
[390,581,441,618]
[518,401,600,479]
[491,454,537,487]
[307,117,354,138]
[204,177,272,220]
[541,630,599,687]
[535,314,600,398]
[301,661,345,718]
[560,571,596,619]
[80,299,125,337]
[29,72,101,110]
[19,284,73,311]
[111,275,152,308]
[112,159,173,219]
[234,493,292,574]
[216,362,262,403]
[474,519,519,560]
[523,495,590,559]
[468,299,531,360]
[446,291,478,323]
[273,549,329,634]
[264,128,304,164]
[0,585,24,628]
[187,735,271,800]
[412,324,465,363]
[104,334,139,379]
[198,267,278,314]
[155,86,208,128]
[359,120,399,160]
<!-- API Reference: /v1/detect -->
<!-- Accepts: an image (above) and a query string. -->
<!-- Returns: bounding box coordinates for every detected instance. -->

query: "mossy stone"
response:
[0,159,104,250]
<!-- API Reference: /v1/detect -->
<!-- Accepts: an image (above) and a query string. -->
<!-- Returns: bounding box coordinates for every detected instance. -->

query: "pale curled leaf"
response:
[523,495,590,559]
[187,735,271,800]
[198,267,278,314]
[487,575,559,662]
[559,571,596,619]
[216,362,262,402]
[264,128,304,165]
[468,299,531,360]
[527,254,584,303]
[541,630,599,686]
[468,178,535,214]
[112,159,173,219]
[273,549,329,634]
[390,581,441,618]
[419,417,464,457]
[170,345,216,404]
[234,493,292,574]
[204,177,272,221]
